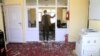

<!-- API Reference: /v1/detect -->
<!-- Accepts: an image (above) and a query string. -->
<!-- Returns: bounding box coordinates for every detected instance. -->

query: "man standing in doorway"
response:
[42,10,55,41]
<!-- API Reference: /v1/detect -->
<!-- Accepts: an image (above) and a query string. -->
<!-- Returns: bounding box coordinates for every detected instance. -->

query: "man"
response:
[42,10,55,41]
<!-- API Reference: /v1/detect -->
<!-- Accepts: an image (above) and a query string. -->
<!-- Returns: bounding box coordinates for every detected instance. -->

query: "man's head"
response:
[44,10,47,14]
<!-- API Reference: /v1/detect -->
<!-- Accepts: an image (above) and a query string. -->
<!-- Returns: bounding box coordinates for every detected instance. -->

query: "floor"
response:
[6,36,75,56]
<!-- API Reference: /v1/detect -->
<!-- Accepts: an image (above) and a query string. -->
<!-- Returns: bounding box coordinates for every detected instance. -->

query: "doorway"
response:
[38,7,56,41]
[25,0,68,42]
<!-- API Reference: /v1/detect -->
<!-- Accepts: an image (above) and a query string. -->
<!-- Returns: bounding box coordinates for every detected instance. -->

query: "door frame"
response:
[24,0,68,42]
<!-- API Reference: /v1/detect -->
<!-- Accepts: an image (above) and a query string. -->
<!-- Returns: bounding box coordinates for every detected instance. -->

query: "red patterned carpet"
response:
[6,36,75,56]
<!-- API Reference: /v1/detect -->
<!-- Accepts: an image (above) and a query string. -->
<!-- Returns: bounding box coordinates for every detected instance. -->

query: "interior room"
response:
[0,0,100,56]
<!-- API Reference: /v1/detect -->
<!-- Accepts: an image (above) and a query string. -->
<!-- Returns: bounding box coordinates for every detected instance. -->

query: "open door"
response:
[4,5,23,42]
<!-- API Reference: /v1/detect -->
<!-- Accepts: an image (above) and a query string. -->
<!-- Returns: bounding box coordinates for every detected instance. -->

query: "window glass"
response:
[28,8,36,28]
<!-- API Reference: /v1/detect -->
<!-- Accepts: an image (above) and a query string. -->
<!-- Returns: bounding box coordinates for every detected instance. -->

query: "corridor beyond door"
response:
[38,8,56,41]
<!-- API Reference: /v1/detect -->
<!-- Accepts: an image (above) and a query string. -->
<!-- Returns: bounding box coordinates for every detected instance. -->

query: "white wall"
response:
[89,0,100,20]
[89,0,100,31]
[0,4,4,31]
